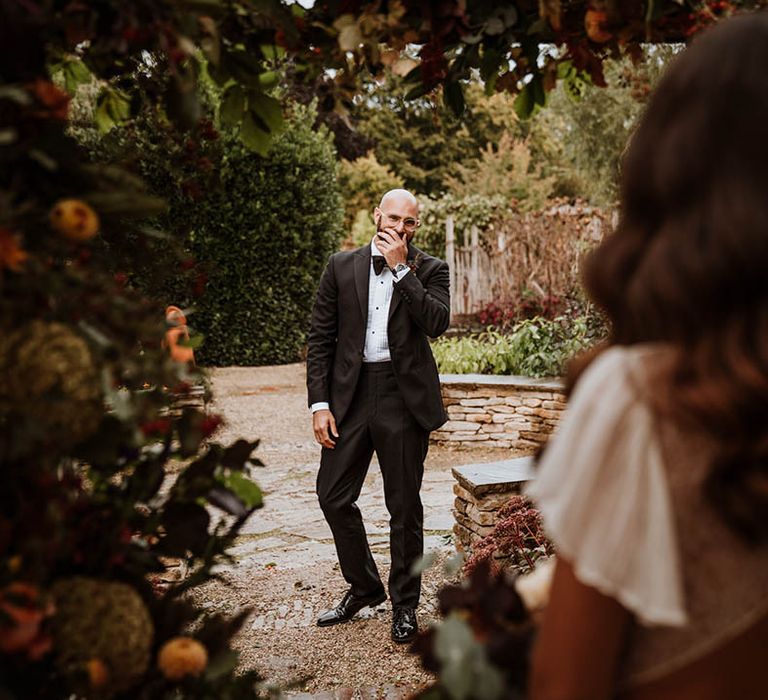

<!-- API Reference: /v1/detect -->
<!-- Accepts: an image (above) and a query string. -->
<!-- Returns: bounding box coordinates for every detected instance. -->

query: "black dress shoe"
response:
[316,588,387,627]
[391,606,418,643]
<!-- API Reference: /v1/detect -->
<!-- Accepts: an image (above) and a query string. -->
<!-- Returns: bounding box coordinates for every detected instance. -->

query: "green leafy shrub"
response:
[415,192,507,259]
[431,317,593,377]
[79,102,343,366]
[191,104,343,365]
[444,133,555,213]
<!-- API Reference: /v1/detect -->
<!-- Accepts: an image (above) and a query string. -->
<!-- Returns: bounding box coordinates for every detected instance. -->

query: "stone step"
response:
[451,456,536,552]
[451,456,535,497]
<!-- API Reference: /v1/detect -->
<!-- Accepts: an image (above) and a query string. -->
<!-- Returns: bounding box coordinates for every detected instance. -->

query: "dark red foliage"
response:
[464,495,553,576]
[140,418,172,437]
[200,414,224,439]
[477,293,564,330]
[411,559,535,698]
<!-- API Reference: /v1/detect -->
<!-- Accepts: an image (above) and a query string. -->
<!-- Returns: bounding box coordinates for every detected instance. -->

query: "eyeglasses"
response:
[383,213,420,230]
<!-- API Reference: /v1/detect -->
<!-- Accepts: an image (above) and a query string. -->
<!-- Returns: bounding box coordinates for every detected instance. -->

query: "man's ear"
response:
[373,207,381,225]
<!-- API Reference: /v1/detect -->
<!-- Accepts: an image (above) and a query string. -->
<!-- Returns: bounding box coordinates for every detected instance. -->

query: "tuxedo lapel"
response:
[388,281,403,322]
[353,247,370,323]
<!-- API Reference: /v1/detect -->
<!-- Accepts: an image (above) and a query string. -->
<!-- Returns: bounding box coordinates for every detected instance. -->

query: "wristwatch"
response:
[391,262,409,275]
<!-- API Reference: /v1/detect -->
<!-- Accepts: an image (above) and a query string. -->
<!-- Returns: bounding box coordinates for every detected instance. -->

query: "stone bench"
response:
[452,456,535,553]
[433,374,566,451]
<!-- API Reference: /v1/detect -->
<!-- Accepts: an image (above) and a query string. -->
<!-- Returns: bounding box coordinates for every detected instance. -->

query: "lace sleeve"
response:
[526,347,688,627]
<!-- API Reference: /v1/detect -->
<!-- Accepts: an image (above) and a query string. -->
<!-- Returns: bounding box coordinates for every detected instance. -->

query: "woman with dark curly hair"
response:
[527,13,768,700]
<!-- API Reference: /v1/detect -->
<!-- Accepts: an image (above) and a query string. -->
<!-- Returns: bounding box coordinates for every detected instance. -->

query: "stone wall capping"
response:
[439,374,565,392]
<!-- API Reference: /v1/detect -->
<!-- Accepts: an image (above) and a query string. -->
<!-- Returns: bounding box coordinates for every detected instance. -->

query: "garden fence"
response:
[445,203,616,317]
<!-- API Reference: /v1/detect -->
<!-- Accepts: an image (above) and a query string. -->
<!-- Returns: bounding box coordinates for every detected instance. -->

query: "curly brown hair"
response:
[576,12,768,543]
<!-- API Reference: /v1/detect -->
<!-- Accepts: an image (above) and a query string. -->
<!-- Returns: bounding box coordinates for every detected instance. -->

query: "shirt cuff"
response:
[393,267,411,282]
[311,402,330,413]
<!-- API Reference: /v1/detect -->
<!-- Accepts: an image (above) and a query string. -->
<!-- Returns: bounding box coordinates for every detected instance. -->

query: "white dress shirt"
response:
[311,238,410,413]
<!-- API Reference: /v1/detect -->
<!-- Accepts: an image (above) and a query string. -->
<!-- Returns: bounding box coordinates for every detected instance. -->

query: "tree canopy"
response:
[5,0,765,160]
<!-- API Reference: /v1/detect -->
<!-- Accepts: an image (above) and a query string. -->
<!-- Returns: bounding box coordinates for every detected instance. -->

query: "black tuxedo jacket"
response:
[307,243,450,432]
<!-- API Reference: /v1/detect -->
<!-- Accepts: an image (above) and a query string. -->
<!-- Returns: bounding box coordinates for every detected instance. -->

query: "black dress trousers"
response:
[316,361,429,609]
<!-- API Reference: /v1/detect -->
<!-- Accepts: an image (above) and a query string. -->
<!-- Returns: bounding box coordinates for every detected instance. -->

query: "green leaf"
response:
[220,84,245,127]
[258,71,280,89]
[434,614,504,700]
[526,18,548,35]
[480,48,502,83]
[207,60,231,86]
[410,551,437,576]
[443,81,465,117]
[94,97,116,133]
[62,58,91,95]
[240,110,271,154]
[404,81,431,101]
[514,82,534,119]
[106,91,131,122]
[226,50,265,87]
[484,17,505,35]
[248,92,283,134]
[223,470,263,508]
[260,43,286,61]
[204,649,239,681]
[0,86,31,105]
[532,75,547,107]
[95,88,131,132]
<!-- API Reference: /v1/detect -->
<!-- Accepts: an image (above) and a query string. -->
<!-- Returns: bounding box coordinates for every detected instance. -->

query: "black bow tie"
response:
[372,255,388,275]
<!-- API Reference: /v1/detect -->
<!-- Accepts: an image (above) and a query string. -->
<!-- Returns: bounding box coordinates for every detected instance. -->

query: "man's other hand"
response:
[313,409,339,449]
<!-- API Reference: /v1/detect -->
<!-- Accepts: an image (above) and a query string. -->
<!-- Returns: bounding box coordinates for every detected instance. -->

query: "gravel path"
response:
[190,363,521,696]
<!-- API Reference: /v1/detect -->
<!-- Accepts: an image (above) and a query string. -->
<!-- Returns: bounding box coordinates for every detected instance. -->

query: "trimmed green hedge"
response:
[192,105,343,365]
[80,102,343,366]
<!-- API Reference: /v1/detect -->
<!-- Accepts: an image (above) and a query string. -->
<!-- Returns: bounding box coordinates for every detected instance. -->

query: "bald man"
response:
[307,189,450,643]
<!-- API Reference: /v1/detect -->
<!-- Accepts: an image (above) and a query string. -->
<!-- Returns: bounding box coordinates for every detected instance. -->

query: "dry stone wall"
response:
[432,374,566,450]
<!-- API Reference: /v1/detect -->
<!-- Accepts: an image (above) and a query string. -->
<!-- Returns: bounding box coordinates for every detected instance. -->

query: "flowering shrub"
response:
[477,292,565,329]
[464,496,554,577]
[1,6,267,698]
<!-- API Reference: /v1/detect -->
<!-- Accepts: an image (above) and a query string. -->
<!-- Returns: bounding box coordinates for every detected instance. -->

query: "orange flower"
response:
[87,658,110,689]
[30,79,71,121]
[49,199,100,242]
[0,582,54,658]
[0,228,29,272]
[157,637,208,679]
[585,9,612,43]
